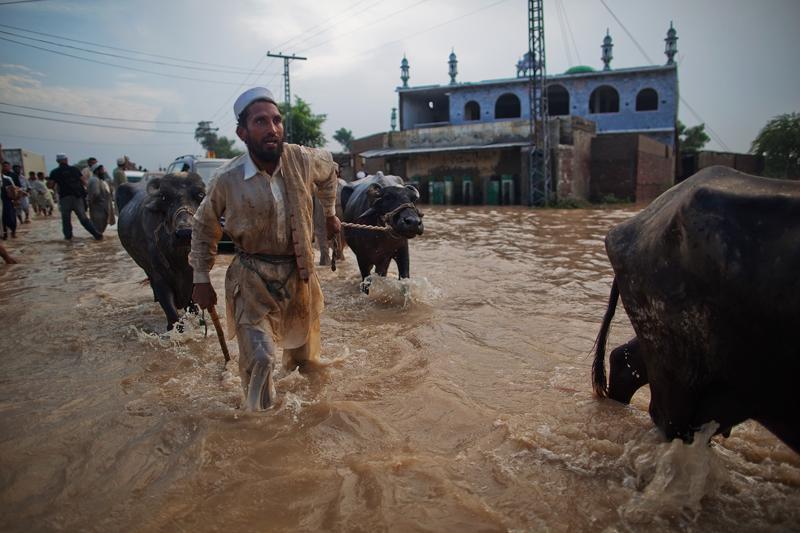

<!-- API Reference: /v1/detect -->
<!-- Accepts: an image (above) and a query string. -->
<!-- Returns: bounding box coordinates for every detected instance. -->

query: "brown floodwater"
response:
[0,206,798,532]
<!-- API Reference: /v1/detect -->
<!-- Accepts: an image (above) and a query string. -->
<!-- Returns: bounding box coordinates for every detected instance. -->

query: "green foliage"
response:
[333,127,354,152]
[278,96,327,147]
[677,120,710,153]
[194,121,243,158]
[750,112,800,179]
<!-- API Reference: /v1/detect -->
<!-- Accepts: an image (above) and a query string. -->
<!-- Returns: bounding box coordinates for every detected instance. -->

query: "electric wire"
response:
[555,0,574,68]
[0,28,256,74]
[559,0,582,64]
[205,0,385,126]
[0,131,193,147]
[298,0,431,54]
[0,0,50,5]
[598,0,730,150]
[0,110,193,134]
[0,35,249,86]
[0,101,197,124]
[0,22,251,69]
[348,0,513,64]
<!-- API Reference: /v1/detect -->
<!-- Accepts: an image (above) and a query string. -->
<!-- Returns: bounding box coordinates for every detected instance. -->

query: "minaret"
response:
[664,21,678,65]
[448,49,458,85]
[601,29,613,71]
[400,55,410,88]
[391,108,397,131]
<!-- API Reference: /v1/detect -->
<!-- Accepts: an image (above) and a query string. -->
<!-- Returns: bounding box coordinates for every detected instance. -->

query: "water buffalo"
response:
[592,166,800,453]
[340,172,424,286]
[116,173,206,330]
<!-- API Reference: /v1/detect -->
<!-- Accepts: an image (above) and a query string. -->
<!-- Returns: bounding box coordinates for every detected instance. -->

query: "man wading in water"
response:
[190,87,341,410]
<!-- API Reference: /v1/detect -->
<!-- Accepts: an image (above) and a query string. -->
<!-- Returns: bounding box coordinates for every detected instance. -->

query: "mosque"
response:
[352,24,680,205]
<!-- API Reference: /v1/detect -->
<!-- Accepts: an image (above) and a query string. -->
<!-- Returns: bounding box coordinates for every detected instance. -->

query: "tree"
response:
[194,121,243,158]
[750,112,800,179]
[278,96,326,147]
[333,127,354,152]
[677,120,710,153]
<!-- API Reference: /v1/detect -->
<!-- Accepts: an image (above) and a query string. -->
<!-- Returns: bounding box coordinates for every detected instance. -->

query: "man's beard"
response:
[248,136,284,163]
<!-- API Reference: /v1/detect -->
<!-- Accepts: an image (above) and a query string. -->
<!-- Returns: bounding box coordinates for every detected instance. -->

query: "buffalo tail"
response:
[592,278,619,398]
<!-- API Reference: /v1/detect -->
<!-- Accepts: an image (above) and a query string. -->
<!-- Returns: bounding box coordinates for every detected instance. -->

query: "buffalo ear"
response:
[146,177,162,195]
[405,185,420,202]
[367,183,383,204]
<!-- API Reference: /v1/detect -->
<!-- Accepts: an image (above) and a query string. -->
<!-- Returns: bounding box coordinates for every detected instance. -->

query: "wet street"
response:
[1,206,798,532]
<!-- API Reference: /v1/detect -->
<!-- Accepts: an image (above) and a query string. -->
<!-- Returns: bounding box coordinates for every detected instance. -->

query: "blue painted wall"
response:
[399,65,678,148]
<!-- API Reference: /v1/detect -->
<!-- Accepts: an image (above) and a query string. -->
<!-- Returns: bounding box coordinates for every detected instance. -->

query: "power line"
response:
[299,0,431,54]
[0,101,197,124]
[0,35,249,86]
[0,110,193,134]
[0,131,193,147]
[555,0,574,67]
[598,0,654,64]
[0,22,251,70]
[0,0,49,5]
[349,0,513,63]
[272,0,389,53]
[559,0,581,64]
[205,0,379,124]
[598,0,730,151]
[0,28,255,74]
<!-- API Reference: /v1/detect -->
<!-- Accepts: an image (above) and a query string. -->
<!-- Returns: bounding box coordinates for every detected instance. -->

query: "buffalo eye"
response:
[197,192,205,200]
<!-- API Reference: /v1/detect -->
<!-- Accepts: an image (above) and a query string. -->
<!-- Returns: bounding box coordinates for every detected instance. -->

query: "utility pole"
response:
[527,0,550,206]
[266,52,307,143]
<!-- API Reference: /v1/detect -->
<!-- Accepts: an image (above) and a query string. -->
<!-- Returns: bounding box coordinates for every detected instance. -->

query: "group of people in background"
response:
[0,143,131,263]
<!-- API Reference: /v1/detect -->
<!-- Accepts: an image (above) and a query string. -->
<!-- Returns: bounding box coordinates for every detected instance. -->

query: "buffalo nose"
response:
[175,228,192,241]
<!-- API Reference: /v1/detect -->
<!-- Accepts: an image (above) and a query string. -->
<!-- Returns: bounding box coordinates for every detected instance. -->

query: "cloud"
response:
[0,63,45,77]
[0,70,180,122]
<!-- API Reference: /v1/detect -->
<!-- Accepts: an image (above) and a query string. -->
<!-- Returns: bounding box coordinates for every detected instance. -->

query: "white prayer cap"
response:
[56,153,68,161]
[234,87,278,121]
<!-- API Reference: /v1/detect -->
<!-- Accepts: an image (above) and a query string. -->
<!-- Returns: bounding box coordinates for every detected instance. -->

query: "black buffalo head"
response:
[144,172,206,244]
[361,183,424,239]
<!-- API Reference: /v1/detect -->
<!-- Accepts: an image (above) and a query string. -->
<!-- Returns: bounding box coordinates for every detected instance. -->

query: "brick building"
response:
[353,24,680,205]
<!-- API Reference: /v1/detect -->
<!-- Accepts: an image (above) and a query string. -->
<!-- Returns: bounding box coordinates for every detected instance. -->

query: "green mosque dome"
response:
[564,65,595,74]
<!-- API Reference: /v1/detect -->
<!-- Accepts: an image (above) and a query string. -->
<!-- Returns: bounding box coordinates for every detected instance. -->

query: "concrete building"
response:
[353,24,680,205]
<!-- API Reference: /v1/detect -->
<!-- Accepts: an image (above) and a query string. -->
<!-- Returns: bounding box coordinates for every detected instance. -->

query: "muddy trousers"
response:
[236,316,321,411]
[59,195,101,240]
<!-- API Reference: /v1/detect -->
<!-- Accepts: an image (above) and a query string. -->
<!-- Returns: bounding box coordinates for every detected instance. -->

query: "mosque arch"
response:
[495,93,521,119]
[589,85,619,114]
[464,100,481,121]
[636,88,659,111]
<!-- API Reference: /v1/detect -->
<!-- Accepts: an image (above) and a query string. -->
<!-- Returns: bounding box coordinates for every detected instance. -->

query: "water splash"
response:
[362,275,441,308]
[620,422,729,523]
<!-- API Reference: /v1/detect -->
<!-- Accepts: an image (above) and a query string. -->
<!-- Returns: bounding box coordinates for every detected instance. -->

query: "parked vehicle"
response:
[166,155,233,251]
[124,170,145,183]
[166,155,230,186]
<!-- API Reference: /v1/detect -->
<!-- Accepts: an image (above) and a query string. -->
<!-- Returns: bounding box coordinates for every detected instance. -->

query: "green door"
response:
[487,180,500,205]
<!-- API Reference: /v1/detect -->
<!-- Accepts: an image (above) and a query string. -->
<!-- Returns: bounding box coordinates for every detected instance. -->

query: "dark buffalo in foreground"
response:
[593,166,800,453]
[340,172,424,285]
[116,173,206,330]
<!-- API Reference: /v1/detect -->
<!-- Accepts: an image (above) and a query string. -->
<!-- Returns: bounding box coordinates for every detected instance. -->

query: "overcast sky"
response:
[0,0,798,171]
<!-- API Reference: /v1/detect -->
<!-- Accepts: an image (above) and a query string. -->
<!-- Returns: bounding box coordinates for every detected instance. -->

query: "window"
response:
[464,101,481,121]
[589,85,619,113]
[636,88,658,111]
[547,85,570,116]
[495,93,521,119]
